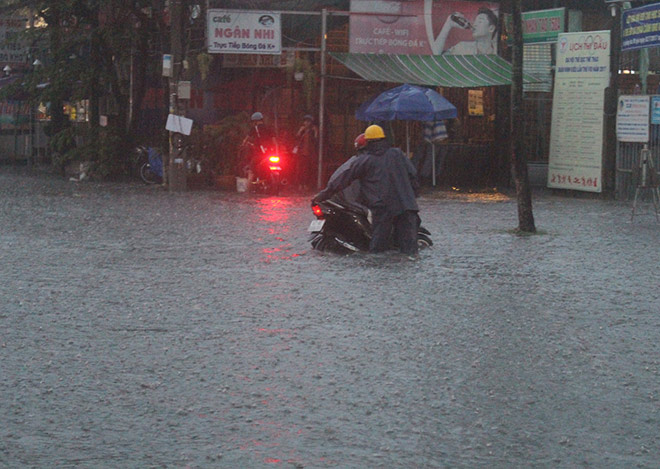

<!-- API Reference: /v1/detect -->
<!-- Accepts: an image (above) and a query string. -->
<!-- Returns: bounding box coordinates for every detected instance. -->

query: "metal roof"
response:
[330,53,543,88]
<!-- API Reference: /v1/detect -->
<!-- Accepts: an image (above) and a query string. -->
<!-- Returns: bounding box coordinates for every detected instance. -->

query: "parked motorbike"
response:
[309,197,433,253]
[134,145,163,184]
[134,144,203,185]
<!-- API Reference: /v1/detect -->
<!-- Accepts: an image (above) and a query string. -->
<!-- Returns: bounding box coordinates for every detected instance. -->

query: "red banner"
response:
[350,0,499,55]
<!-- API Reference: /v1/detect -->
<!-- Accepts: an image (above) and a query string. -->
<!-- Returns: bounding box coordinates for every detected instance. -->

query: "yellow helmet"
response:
[364,124,385,140]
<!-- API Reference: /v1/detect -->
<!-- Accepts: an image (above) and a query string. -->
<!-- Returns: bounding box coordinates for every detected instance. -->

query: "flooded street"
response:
[2,167,660,468]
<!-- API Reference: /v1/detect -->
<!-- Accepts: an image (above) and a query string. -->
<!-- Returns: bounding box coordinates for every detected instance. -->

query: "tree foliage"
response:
[0,0,168,177]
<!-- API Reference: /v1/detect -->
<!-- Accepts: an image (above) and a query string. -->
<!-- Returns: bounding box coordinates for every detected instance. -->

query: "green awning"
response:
[329,53,543,88]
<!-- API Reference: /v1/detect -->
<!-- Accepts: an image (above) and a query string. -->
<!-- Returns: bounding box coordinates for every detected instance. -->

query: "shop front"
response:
[327,52,539,189]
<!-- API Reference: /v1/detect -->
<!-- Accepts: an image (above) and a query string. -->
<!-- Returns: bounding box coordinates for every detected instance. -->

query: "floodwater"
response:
[1,167,659,468]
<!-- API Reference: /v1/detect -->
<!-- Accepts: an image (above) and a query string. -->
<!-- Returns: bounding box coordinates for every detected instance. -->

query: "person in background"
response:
[240,111,277,181]
[312,125,420,256]
[294,114,318,189]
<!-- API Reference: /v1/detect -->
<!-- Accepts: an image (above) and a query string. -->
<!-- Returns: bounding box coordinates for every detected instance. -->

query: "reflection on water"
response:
[257,197,293,226]
[257,196,306,261]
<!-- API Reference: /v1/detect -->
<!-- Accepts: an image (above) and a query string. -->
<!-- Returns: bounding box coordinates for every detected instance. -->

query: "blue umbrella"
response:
[356,83,457,186]
[356,83,457,122]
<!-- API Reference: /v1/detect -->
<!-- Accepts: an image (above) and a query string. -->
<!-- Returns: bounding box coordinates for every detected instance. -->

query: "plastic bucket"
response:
[236,177,248,193]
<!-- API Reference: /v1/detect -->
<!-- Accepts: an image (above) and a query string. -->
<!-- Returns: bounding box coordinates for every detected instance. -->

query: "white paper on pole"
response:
[166,114,193,136]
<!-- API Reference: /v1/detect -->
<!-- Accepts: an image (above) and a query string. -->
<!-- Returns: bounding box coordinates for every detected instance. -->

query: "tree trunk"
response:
[510,0,536,233]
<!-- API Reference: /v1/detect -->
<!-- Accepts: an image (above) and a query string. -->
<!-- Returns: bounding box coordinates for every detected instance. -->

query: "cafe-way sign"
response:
[207,10,281,55]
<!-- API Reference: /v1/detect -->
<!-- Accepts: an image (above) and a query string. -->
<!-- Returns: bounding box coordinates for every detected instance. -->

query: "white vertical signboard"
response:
[616,95,650,143]
[548,31,610,193]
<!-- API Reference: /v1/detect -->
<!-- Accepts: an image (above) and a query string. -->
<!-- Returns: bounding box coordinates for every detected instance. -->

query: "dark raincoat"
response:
[316,139,419,215]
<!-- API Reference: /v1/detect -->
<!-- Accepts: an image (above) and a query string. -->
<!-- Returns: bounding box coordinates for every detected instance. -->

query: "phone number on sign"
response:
[550,174,599,188]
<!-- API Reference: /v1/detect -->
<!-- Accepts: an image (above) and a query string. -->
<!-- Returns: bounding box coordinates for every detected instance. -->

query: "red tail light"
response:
[268,155,281,171]
[312,204,324,218]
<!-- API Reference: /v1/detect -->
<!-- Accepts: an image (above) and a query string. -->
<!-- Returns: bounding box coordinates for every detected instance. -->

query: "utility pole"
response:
[603,2,622,198]
[317,9,327,190]
[168,0,187,191]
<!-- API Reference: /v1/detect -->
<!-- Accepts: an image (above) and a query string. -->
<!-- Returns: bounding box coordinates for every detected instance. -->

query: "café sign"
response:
[207,10,281,55]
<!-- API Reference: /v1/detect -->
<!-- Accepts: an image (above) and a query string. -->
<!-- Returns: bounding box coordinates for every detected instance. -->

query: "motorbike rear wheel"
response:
[417,233,433,248]
[140,163,161,185]
[313,234,355,254]
[269,173,281,195]
[132,146,148,177]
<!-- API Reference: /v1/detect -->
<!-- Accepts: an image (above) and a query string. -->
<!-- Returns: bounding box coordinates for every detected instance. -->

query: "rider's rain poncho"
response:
[317,139,419,216]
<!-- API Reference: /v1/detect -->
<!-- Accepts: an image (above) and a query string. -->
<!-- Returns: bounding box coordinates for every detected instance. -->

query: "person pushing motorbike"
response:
[326,132,368,211]
[312,125,421,256]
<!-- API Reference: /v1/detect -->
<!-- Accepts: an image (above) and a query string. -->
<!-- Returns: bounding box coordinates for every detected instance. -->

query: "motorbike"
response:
[309,197,433,253]
[134,145,163,184]
[134,143,203,185]
[252,150,287,194]
[240,141,289,195]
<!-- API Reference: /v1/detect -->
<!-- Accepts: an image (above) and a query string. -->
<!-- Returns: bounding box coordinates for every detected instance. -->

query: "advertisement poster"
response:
[651,96,660,125]
[0,17,28,65]
[349,0,499,55]
[468,90,484,116]
[622,2,660,52]
[548,31,610,193]
[207,10,281,54]
[616,95,650,143]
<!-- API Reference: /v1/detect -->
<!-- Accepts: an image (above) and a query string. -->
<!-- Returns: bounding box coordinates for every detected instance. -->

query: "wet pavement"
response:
[1,166,660,468]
